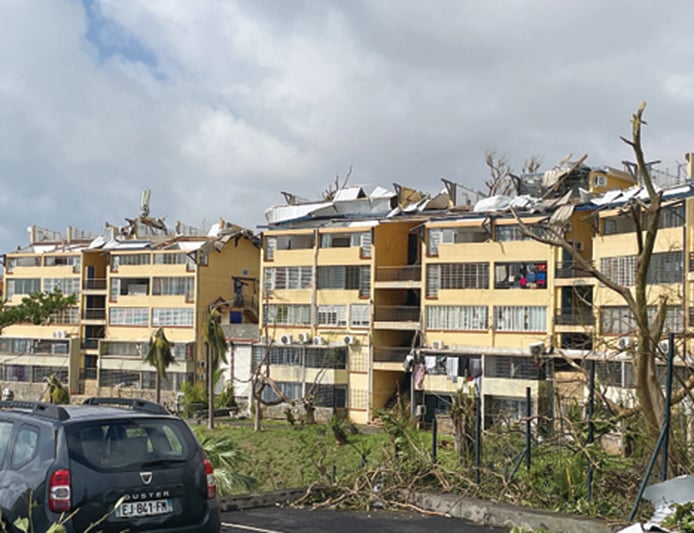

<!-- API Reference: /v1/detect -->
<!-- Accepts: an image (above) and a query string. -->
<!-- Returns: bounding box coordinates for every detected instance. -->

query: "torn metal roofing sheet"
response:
[169,241,205,251]
[333,186,366,201]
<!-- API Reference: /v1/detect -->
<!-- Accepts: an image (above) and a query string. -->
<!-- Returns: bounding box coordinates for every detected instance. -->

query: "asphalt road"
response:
[221,507,507,532]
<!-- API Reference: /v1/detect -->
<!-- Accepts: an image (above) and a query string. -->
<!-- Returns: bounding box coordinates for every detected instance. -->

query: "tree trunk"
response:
[155,373,161,405]
[207,344,214,430]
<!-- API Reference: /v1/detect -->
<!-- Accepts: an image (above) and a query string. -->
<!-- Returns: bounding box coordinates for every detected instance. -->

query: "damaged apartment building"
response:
[0,191,260,403]
[256,157,694,426]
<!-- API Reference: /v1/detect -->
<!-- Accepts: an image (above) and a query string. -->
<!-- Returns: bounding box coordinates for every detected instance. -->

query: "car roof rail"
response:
[82,397,169,415]
[0,400,70,421]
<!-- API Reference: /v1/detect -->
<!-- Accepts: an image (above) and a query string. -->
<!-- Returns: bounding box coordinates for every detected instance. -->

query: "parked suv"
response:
[0,397,221,532]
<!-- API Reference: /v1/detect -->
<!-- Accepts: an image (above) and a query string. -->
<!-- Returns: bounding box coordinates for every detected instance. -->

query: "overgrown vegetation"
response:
[194,404,665,526]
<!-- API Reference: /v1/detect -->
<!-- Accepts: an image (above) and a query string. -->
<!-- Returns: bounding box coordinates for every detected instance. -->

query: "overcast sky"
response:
[1,0,693,254]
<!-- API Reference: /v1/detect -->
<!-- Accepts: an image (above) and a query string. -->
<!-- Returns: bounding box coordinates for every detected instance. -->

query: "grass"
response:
[194,419,395,492]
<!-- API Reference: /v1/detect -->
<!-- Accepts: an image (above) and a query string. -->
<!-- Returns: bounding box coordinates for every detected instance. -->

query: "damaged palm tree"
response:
[205,308,228,430]
[145,327,175,405]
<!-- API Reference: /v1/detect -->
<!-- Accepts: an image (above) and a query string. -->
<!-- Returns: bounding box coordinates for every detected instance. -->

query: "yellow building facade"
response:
[1,220,260,401]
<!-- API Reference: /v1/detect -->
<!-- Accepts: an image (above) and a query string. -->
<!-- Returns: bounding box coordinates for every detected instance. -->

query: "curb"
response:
[220,488,615,532]
[219,488,311,512]
[404,491,614,533]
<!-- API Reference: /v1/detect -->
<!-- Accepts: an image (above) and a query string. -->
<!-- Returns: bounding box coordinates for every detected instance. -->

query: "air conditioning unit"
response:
[431,340,445,350]
[312,336,325,346]
[593,175,608,188]
[297,332,310,344]
[529,342,544,357]
[343,335,356,345]
[617,336,634,350]
[279,334,293,345]
[52,330,66,339]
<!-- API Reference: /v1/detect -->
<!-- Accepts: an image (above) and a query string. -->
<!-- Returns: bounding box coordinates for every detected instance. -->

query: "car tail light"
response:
[48,469,71,512]
[203,458,216,499]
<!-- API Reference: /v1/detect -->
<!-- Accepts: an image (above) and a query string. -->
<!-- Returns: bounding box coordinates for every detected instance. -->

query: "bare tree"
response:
[513,102,691,440]
[484,150,514,196]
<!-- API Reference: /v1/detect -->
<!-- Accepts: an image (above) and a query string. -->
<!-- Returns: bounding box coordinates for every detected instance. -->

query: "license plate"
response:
[115,499,172,518]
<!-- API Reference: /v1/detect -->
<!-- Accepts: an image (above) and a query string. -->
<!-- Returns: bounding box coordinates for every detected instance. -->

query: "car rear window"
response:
[66,418,194,471]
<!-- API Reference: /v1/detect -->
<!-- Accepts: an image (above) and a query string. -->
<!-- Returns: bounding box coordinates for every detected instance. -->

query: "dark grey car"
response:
[0,398,221,532]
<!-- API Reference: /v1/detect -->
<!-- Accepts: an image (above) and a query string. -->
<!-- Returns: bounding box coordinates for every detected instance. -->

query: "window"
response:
[153,252,194,267]
[152,277,194,300]
[264,304,311,326]
[110,278,150,300]
[5,256,41,273]
[51,306,79,324]
[109,307,149,326]
[110,253,151,271]
[264,267,313,291]
[657,204,684,229]
[65,419,192,471]
[251,345,347,370]
[494,262,547,289]
[495,225,546,242]
[600,252,683,286]
[494,306,546,332]
[43,278,80,296]
[45,255,80,267]
[317,266,370,297]
[319,231,371,257]
[350,304,370,327]
[485,356,542,379]
[426,305,488,331]
[0,421,12,465]
[6,278,40,299]
[602,216,636,236]
[426,263,489,297]
[152,308,194,327]
[484,395,530,427]
[428,226,488,255]
[601,305,684,335]
[317,305,347,327]
[10,425,39,468]
[265,236,276,261]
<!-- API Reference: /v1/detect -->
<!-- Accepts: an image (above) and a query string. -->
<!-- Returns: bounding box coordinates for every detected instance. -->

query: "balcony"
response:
[373,305,420,330]
[373,346,411,363]
[83,278,107,291]
[555,310,595,327]
[81,338,101,351]
[374,266,421,289]
[555,261,593,279]
[82,308,106,321]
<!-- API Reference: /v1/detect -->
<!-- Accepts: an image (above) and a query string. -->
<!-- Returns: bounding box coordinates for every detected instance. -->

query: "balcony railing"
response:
[374,305,420,322]
[373,346,411,363]
[83,278,107,290]
[81,338,101,350]
[83,308,106,320]
[555,261,593,279]
[555,310,595,327]
[375,266,421,283]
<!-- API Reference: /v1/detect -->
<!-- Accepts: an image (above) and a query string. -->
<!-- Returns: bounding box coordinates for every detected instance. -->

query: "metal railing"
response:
[374,305,420,322]
[81,338,101,350]
[375,265,421,282]
[373,346,411,363]
[82,308,106,320]
[555,261,593,279]
[83,278,107,290]
[555,310,595,326]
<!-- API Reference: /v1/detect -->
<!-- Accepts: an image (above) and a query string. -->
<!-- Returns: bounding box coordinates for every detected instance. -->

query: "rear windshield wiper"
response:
[141,458,187,467]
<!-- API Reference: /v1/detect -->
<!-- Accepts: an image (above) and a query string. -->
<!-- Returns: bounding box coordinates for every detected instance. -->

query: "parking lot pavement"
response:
[221,507,508,532]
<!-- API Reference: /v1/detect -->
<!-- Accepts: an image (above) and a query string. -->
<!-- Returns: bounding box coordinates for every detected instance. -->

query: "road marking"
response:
[221,522,285,533]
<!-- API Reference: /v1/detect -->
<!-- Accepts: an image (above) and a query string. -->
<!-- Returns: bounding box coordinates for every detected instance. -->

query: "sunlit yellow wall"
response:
[422,218,554,352]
